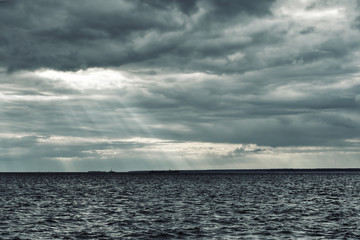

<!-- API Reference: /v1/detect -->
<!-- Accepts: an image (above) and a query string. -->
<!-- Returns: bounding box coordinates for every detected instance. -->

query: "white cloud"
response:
[35,68,135,90]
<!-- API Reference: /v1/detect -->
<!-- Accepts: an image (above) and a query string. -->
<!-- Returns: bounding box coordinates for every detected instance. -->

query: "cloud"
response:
[0,0,277,72]
[1,0,360,171]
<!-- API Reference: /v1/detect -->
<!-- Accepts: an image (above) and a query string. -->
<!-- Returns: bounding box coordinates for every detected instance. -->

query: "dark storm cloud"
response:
[205,0,275,19]
[139,0,199,15]
[0,0,275,72]
[354,16,360,29]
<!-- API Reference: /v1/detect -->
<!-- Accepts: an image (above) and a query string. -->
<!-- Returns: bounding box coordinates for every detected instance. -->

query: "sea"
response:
[1,172,360,239]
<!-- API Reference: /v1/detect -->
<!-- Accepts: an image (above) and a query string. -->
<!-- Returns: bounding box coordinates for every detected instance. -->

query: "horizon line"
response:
[2,167,360,173]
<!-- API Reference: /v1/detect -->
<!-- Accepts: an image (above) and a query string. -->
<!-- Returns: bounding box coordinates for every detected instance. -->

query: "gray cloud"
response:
[2,69,359,148]
[0,0,276,72]
[1,0,360,171]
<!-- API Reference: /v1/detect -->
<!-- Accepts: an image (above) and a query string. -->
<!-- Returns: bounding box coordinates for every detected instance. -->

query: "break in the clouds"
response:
[1,0,360,171]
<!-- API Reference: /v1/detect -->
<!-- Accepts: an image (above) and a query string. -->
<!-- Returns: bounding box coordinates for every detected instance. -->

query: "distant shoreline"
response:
[2,168,360,174]
[128,168,360,174]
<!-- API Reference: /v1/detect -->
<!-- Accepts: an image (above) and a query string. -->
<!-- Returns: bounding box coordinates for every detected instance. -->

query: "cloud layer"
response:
[1,0,360,171]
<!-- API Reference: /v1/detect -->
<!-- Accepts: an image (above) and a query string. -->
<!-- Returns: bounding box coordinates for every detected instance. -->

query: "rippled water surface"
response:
[2,173,360,239]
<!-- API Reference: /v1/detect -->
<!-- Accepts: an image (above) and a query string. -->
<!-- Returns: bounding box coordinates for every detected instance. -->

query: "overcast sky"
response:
[1,0,360,171]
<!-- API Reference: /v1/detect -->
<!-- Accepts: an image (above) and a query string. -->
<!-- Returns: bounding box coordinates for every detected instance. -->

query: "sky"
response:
[1,0,360,172]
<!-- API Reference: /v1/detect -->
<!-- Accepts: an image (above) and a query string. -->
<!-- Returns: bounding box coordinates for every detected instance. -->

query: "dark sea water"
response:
[1,172,360,239]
